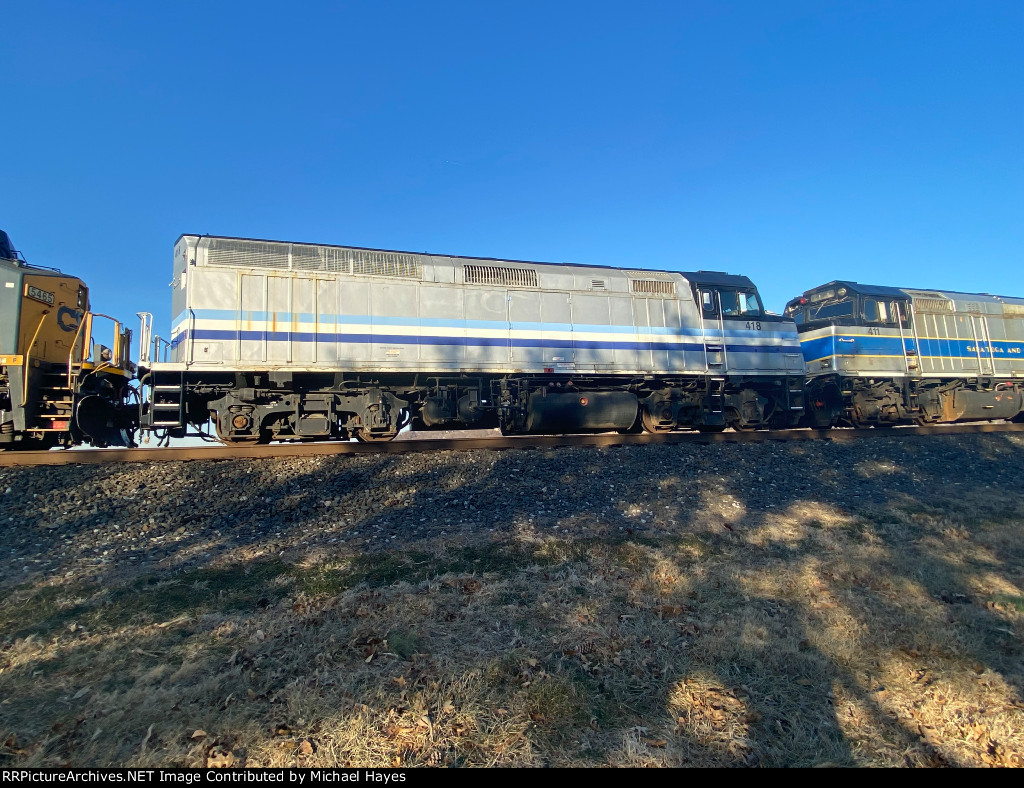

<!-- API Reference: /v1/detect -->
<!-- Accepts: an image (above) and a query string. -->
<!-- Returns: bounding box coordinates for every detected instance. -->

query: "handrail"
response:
[66,311,90,388]
[896,303,911,376]
[698,296,709,371]
[717,291,729,373]
[137,312,174,364]
[153,335,171,363]
[970,316,985,376]
[22,311,51,403]
[188,308,196,365]
[90,313,125,367]
[137,312,153,365]
[908,302,922,373]
[981,315,996,375]
[66,312,127,388]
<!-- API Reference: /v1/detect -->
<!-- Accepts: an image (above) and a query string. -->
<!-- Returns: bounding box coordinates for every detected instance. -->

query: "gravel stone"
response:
[0,432,1021,590]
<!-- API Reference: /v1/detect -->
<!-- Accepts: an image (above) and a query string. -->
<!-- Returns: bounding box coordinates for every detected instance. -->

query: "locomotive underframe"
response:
[804,373,1024,428]
[0,361,137,449]
[141,368,805,443]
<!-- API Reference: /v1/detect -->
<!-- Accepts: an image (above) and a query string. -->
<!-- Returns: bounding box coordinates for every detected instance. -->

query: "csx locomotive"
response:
[0,231,136,449]
[135,235,806,443]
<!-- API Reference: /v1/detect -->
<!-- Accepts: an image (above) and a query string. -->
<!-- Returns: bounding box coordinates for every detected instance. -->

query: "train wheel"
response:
[640,408,672,433]
[354,429,398,443]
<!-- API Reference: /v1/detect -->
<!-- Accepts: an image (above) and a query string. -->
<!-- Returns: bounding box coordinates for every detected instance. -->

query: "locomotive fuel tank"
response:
[524,390,639,433]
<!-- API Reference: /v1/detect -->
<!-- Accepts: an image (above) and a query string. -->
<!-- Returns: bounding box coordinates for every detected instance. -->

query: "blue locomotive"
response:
[136,235,806,442]
[785,281,1024,427]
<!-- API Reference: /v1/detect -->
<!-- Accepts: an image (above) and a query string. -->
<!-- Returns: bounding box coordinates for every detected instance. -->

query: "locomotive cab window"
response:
[862,299,912,328]
[808,298,853,321]
[862,298,888,323]
[892,300,912,329]
[700,288,763,319]
[720,289,762,317]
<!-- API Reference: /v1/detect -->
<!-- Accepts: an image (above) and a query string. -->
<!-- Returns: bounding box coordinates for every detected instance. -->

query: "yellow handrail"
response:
[66,311,91,388]
[90,313,123,365]
[66,312,127,387]
[22,311,51,403]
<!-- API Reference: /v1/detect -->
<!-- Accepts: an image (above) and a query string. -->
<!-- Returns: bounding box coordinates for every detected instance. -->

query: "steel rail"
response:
[1,422,1023,468]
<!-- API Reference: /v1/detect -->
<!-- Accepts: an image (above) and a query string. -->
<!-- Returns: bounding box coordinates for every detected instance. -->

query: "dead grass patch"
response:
[2,439,1023,767]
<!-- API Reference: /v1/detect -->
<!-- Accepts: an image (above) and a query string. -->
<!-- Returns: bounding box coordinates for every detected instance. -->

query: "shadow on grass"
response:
[0,432,1021,765]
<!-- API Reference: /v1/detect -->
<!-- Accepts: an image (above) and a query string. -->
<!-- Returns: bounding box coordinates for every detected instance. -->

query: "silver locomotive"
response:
[138,235,805,442]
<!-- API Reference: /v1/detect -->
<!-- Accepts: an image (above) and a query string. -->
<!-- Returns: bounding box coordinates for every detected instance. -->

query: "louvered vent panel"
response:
[913,298,953,313]
[631,279,676,296]
[624,270,675,281]
[962,302,982,314]
[350,250,422,279]
[464,265,538,287]
[590,279,607,290]
[291,245,351,273]
[207,239,290,269]
[1002,303,1024,317]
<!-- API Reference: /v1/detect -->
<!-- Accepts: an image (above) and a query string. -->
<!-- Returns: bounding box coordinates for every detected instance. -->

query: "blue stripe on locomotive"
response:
[172,308,799,341]
[171,328,801,354]
[801,333,1024,361]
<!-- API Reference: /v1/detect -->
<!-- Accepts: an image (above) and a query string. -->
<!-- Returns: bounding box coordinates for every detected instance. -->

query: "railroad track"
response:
[1,422,1022,467]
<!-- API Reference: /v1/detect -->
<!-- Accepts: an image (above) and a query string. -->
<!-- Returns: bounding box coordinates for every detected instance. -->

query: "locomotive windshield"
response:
[699,287,763,318]
[786,286,912,329]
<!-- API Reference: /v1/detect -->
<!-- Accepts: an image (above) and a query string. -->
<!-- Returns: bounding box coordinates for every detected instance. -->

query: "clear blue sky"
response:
[3,1,1021,338]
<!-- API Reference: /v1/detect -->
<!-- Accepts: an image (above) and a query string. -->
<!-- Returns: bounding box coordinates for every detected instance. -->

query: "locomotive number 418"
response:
[745,321,762,330]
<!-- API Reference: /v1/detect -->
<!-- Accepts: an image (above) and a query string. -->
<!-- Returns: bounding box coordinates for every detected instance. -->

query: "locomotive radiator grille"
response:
[913,298,953,312]
[206,238,423,279]
[630,279,676,296]
[207,239,290,269]
[464,265,538,288]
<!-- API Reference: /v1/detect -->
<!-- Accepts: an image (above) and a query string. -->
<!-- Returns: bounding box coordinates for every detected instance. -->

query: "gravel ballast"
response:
[2,432,1022,591]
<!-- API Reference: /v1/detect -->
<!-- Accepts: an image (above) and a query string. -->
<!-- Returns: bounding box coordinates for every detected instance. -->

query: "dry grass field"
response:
[0,432,1022,767]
